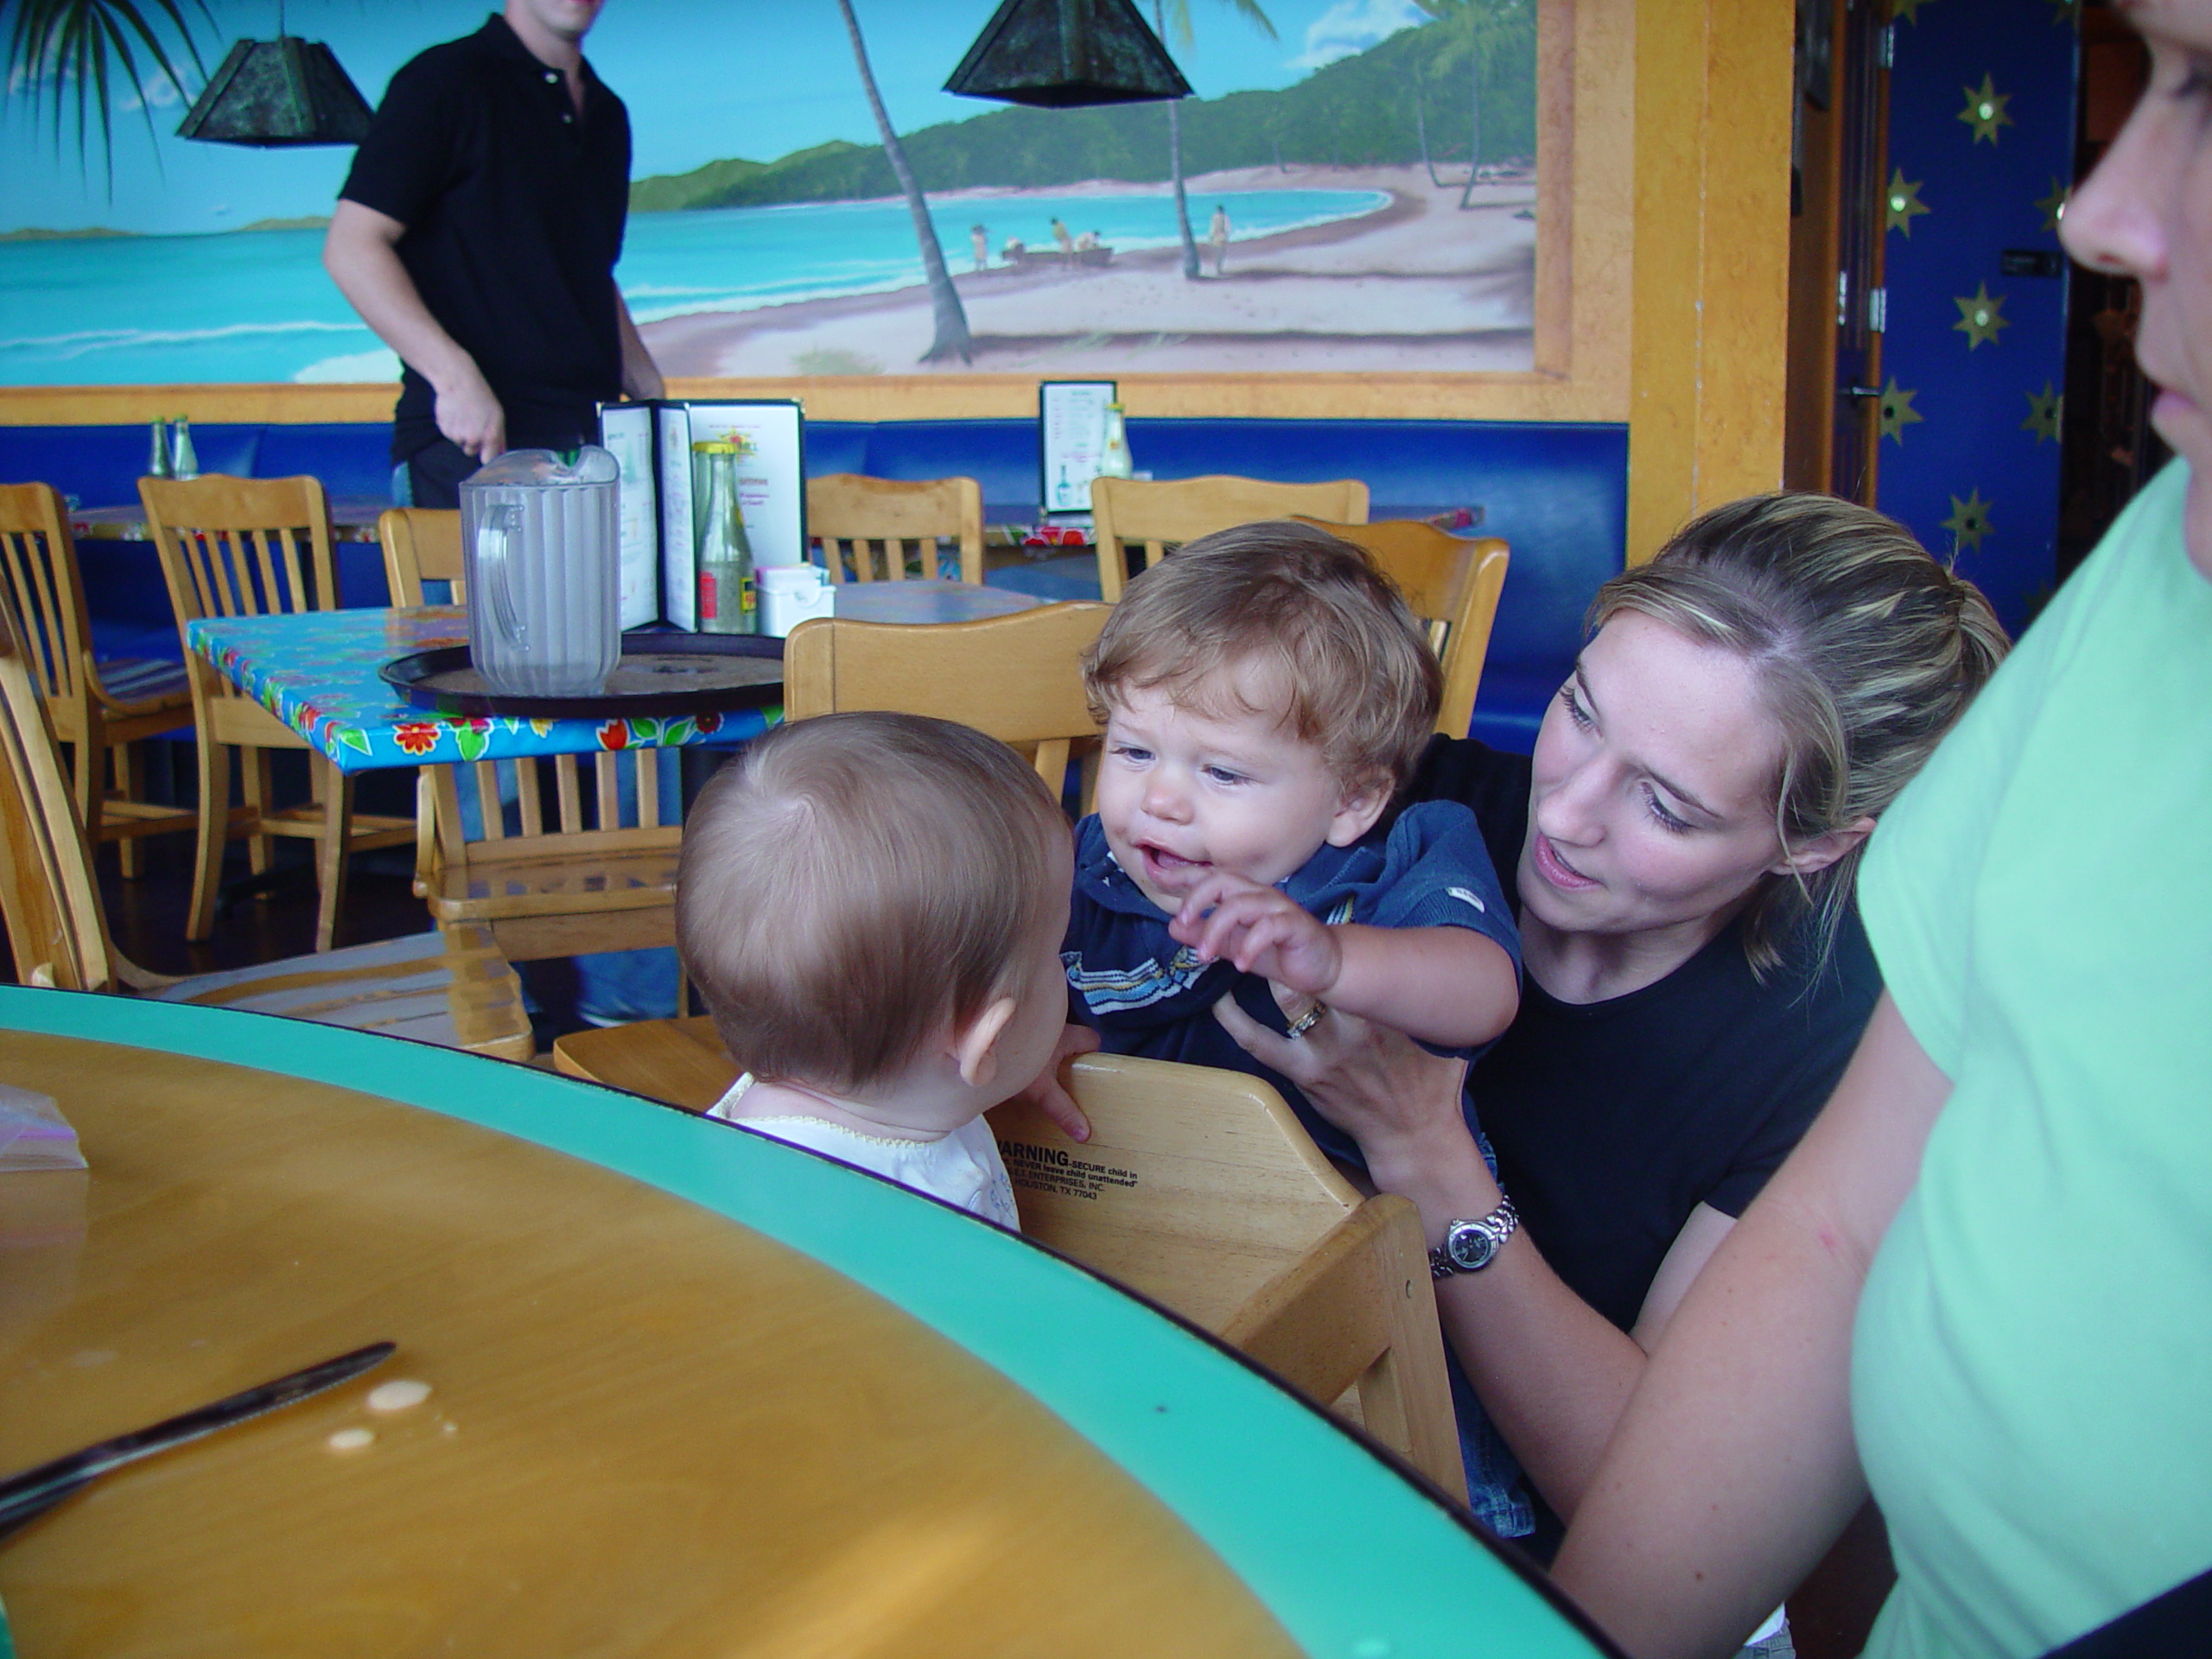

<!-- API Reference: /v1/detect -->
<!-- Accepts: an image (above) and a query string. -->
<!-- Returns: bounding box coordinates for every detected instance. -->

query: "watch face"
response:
[1447,1224,1497,1271]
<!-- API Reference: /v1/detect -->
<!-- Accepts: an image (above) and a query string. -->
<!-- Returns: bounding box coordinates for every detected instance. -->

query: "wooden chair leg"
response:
[188,737,232,942]
[65,731,101,860]
[116,741,147,879]
[314,756,352,952]
[243,747,276,875]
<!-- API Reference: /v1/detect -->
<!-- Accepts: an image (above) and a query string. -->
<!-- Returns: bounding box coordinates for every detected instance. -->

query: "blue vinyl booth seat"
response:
[3,416,1628,751]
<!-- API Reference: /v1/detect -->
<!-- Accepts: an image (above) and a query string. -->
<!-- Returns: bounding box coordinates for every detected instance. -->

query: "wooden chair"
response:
[782,601,1109,805]
[549,1020,1467,1503]
[415,749,685,965]
[141,474,413,951]
[0,482,194,876]
[378,507,466,606]
[0,589,531,1058]
[1298,517,1512,739]
[1089,474,1370,601]
[807,474,985,585]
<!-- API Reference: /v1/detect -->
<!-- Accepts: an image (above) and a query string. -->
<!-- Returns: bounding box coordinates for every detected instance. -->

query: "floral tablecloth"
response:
[185,607,773,775]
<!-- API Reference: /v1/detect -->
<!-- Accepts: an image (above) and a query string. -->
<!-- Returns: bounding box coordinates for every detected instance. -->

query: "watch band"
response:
[1429,1196,1519,1280]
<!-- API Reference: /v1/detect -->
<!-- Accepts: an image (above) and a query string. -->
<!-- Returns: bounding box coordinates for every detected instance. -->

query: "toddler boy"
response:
[1064,521,1521,1164]
[677,711,1072,1225]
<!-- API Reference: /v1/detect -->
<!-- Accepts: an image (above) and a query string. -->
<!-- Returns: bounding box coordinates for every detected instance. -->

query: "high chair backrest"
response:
[1090,475,1370,601]
[378,507,467,606]
[806,474,985,584]
[0,483,93,711]
[782,602,1109,803]
[1296,518,1512,739]
[0,591,117,992]
[140,474,339,639]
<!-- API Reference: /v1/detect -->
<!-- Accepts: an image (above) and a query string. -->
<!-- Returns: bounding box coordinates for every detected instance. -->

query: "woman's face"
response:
[2060,0,2212,578]
[1520,612,1798,943]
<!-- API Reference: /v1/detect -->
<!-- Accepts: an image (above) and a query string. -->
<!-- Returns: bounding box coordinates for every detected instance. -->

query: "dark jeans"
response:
[400,438,486,511]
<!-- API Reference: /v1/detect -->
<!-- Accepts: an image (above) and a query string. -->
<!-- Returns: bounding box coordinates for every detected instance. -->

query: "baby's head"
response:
[677,712,1072,1110]
[1082,520,1440,908]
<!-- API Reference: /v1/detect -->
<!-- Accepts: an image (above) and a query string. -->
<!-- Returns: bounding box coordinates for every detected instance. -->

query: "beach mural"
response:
[0,0,1537,386]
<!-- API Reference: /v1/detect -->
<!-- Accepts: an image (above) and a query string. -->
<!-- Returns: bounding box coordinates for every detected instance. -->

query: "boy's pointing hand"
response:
[1169,872,1342,998]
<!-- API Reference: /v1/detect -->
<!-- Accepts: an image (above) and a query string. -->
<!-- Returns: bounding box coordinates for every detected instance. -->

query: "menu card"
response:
[1039,380,1116,517]
[598,399,806,631]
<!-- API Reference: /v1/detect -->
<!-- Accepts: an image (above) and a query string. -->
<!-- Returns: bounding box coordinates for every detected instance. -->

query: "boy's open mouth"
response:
[1136,842,1211,889]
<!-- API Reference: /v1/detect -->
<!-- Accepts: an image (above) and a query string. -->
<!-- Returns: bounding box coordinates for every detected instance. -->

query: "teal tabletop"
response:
[0,988,1606,1658]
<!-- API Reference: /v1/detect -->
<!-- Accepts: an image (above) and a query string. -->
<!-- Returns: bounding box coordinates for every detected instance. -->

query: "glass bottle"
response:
[692,440,755,635]
[170,415,200,480]
[1097,403,1134,480]
[147,418,172,480]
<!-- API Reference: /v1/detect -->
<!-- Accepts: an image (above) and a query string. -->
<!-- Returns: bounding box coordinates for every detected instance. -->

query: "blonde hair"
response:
[1083,521,1441,792]
[677,712,1068,1092]
[1593,493,2009,973]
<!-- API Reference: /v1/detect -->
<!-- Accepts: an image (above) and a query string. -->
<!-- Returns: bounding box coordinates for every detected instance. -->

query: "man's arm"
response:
[615,291,664,402]
[1552,993,1952,1659]
[322,200,505,461]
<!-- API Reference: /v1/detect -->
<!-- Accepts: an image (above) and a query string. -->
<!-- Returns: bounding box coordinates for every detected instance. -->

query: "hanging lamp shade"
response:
[176,36,373,147]
[944,0,1192,108]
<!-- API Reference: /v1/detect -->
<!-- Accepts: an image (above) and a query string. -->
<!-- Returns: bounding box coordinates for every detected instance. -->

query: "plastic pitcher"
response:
[460,448,620,696]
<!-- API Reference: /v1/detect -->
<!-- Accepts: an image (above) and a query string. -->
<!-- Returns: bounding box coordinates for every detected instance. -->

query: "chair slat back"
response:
[378,508,467,607]
[140,475,337,634]
[423,748,676,872]
[782,603,1107,798]
[0,593,116,991]
[1090,475,1371,601]
[806,474,985,585]
[1302,518,1512,739]
[0,483,90,707]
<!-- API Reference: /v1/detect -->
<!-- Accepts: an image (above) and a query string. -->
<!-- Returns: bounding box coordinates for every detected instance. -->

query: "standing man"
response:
[324,0,663,508]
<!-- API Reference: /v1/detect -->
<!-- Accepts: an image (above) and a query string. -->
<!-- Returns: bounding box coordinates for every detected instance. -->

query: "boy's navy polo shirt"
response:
[1064,800,1520,1164]
[340,14,631,462]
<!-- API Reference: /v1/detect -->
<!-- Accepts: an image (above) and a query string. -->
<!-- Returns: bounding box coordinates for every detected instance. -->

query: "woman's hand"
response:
[1211,984,1482,1185]
[1170,872,1342,997]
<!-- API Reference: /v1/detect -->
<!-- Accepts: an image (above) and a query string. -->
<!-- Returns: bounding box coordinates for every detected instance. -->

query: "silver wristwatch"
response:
[1429,1197,1519,1279]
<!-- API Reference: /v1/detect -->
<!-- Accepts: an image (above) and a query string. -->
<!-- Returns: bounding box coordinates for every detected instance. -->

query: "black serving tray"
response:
[381,632,785,719]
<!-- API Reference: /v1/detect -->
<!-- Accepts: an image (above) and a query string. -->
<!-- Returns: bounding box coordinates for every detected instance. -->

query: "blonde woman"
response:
[1556,3,2212,1652]
[1220,493,2005,1584]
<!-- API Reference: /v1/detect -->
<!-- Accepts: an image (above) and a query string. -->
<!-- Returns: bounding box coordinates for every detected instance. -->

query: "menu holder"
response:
[598,399,806,632]
[1039,380,1116,520]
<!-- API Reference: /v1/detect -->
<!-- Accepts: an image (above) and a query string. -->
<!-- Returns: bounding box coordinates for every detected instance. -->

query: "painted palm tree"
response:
[1411,0,1533,208]
[834,0,970,362]
[1154,0,1274,280]
[4,0,212,182]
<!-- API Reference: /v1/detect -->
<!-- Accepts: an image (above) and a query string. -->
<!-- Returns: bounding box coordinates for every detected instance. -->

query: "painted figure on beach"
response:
[1207,204,1230,276]
[1051,218,1076,257]
[970,225,988,272]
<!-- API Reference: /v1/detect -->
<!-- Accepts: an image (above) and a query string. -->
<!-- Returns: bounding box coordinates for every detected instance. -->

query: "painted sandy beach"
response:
[639,164,1536,378]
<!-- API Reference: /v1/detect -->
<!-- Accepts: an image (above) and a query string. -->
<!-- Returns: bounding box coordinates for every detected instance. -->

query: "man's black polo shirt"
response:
[340,14,631,462]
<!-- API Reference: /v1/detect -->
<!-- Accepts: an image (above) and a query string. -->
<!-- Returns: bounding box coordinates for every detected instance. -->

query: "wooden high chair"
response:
[807,474,985,584]
[547,1020,1468,1503]
[1297,517,1512,739]
[782,601,1109,808]
[378,507,467,606]
[1089,474,1370,601]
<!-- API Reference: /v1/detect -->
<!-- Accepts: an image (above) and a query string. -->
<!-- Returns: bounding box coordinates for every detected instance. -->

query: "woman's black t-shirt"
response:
[1410,735,1883,1334]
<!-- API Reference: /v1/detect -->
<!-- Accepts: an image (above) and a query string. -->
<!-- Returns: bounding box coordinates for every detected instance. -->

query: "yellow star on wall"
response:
[1881,378,1924,444]
[1954,283,2010,348]
[2023,382,2062,442]
[1893,0,1930,22]
[2037,176,2069,234]
[1887,170,1931,237]
[1942,489,1994,553]
[1960,74,2013,144]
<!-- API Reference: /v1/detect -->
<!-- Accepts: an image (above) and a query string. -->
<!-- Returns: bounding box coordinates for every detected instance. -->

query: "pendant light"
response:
[177,1,373,147]
[945,0,1192,108]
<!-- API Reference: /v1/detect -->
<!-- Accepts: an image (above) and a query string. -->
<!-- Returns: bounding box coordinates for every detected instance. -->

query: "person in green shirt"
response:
[1552,3,2212,1653]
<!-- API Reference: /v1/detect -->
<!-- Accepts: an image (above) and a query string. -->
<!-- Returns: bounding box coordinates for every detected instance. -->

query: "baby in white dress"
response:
[676,711,1074,1227]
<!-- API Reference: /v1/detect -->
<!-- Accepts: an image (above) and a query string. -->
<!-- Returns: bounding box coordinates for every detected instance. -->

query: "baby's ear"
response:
[951,995,1019,1088]
[1324,772,1392,848]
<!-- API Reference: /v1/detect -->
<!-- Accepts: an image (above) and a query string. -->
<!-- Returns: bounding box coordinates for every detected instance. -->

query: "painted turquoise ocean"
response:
[0,188,1387,386]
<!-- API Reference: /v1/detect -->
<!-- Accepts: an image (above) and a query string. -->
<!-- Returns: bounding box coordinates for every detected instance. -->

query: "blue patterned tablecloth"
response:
[185,607,772,775]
